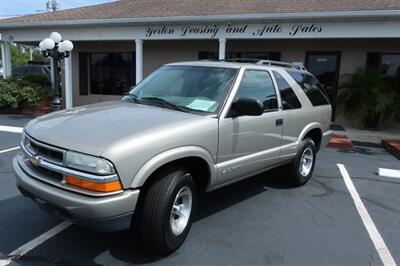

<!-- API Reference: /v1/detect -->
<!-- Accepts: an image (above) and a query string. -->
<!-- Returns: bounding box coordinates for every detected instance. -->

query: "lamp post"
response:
[39,32,74,111]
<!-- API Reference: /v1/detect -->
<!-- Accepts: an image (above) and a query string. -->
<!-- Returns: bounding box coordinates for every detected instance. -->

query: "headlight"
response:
[64,151,115,175]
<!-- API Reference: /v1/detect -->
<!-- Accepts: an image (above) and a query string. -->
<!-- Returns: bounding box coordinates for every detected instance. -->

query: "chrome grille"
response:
[26,159,64,181]
[25,135,64,165]
[19,132,122,197]
[29,142,63,162]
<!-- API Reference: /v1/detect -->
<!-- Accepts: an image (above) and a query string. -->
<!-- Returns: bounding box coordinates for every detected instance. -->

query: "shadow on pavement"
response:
[0,195,61,255]
[13,168,296,265]
[337,146,391,156]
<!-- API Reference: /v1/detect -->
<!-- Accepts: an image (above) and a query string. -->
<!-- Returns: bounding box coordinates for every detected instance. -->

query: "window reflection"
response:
[89,52,135,95]
[235,70,278,111]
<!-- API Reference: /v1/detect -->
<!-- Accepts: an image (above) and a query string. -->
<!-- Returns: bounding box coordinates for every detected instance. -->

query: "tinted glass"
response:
[90,52,135,95]
[288,71,329,106]
[381,54,400,77]
[130,66,237,114]
[235,70,278,111]
[273,71,302,110]
[367,53,400,77]
[79,52,89,95]
[307,54,338,88]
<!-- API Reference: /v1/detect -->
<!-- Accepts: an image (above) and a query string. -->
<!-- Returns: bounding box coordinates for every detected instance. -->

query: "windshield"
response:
[127,65,238,114]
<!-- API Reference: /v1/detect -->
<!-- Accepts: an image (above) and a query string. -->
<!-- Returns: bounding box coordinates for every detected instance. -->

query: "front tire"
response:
[286,138,316,186]
[139,167,197,254]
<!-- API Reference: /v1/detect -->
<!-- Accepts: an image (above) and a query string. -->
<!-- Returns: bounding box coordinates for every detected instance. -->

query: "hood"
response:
[25,101,201,156]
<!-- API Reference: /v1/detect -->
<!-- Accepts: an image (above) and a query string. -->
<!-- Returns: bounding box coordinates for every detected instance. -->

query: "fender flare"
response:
[129,146,217,189]
[296,122,323,148]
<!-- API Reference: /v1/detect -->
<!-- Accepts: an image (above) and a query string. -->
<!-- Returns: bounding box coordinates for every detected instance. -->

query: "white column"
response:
[29,46,33,61]
[50,58,55,91]
[135,39,143,84]
[1,42,6,79]
[219,38,226,60]
[2,42,12,78]
[5,42,12,77]
[64,56,73,110]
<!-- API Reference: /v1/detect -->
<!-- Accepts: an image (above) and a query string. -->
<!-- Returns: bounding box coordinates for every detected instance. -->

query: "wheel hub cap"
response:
[299,147,314,176]
[170,186,192,236]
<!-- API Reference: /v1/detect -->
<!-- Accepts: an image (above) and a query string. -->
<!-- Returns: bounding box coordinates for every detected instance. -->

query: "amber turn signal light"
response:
[65,175,122,192]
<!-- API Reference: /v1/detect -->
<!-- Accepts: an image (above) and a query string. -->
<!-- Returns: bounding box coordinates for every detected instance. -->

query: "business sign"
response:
[144,23,323,39]
[4,20,400,42]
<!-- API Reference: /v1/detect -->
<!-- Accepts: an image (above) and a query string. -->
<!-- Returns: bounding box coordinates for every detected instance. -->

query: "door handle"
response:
[276,118,283,126]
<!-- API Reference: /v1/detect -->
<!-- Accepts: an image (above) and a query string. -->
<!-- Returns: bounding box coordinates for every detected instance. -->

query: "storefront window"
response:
[199,51,281,61]
[79,52,135,96]
[367,53,400,77]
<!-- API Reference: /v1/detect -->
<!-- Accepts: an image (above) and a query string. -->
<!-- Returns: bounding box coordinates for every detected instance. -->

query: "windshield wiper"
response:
[122,93,141,103]
[127,93,140,103]
[141,97,189,113]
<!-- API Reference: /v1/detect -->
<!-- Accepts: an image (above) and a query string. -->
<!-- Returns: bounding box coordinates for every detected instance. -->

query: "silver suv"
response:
[13,60,332,254]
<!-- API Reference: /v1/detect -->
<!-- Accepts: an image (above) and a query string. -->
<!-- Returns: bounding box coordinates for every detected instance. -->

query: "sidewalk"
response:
[330,125,400,158]
[332,127,400,145]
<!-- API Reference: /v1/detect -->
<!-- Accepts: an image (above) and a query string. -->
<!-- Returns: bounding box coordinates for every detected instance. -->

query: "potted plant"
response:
[338,67,396,129]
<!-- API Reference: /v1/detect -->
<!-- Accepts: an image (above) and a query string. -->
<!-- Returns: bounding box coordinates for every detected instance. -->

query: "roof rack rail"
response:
[256,60,307,70]
[222,58,307,70]
[224,58,261,63]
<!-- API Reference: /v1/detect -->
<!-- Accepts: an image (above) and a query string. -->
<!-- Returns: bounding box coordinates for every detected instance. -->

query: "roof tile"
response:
[2,0,400,23]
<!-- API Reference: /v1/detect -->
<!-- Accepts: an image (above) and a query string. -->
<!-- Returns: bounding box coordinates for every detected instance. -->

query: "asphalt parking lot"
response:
[0,114,399,266]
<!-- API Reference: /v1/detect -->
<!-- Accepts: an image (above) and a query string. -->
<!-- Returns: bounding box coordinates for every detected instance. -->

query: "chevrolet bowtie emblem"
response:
[30,155,41,166]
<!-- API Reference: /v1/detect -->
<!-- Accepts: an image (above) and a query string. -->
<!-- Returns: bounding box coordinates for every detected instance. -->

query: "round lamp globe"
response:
[42,38,55,50]
[49,32,62,43]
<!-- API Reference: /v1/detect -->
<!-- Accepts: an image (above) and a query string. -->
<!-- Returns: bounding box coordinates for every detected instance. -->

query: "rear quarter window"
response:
[287,71,330,106]
[273,71,302,110]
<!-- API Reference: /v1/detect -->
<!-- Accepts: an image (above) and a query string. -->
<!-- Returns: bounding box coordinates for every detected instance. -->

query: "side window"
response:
[235,70,278,111]
[287,71,330,106]
[273,71,302,110]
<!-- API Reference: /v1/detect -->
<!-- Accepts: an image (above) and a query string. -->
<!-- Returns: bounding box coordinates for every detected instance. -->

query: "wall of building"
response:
[225,39,400,129]
[227,38,400,77]
[69,38,400,129]
[71,40,218,106]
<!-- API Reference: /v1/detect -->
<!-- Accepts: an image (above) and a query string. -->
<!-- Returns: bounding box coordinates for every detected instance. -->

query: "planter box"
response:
[1,100,53,116]
[382,139,400,159]
[328,134,354,150]
[21,100,52,116]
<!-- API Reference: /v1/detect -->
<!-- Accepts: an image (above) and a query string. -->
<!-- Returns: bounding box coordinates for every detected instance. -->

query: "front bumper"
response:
[13,154,140,232]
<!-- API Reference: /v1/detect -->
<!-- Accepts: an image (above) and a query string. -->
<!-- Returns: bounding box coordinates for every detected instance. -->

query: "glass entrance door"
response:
[306,52,341,121]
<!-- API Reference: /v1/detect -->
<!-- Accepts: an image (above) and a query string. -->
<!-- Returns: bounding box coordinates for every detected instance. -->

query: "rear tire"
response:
[285,138,316,186]
[139,167,197,254]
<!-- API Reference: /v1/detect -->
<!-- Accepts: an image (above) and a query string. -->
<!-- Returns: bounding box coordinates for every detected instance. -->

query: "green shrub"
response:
[0,73,53,110]
[338,67,397,128]
[0,81,20,109]
[19,73,53,101]
[20,73,50,87]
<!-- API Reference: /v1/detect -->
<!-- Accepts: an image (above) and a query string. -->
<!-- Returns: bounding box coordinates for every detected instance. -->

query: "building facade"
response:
[1,0,400,128]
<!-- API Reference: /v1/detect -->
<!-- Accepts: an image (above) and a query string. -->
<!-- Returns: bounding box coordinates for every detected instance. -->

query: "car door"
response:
[216,68,283,187]
[272,70,305,160]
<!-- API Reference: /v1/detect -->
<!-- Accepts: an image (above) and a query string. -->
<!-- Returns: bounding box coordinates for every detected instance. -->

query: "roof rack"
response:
[256,60,307,70]
[222,58,307,70]
[223,58,261,63]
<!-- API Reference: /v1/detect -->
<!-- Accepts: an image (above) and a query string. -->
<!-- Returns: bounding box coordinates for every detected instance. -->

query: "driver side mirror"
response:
[231,97,264,117]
